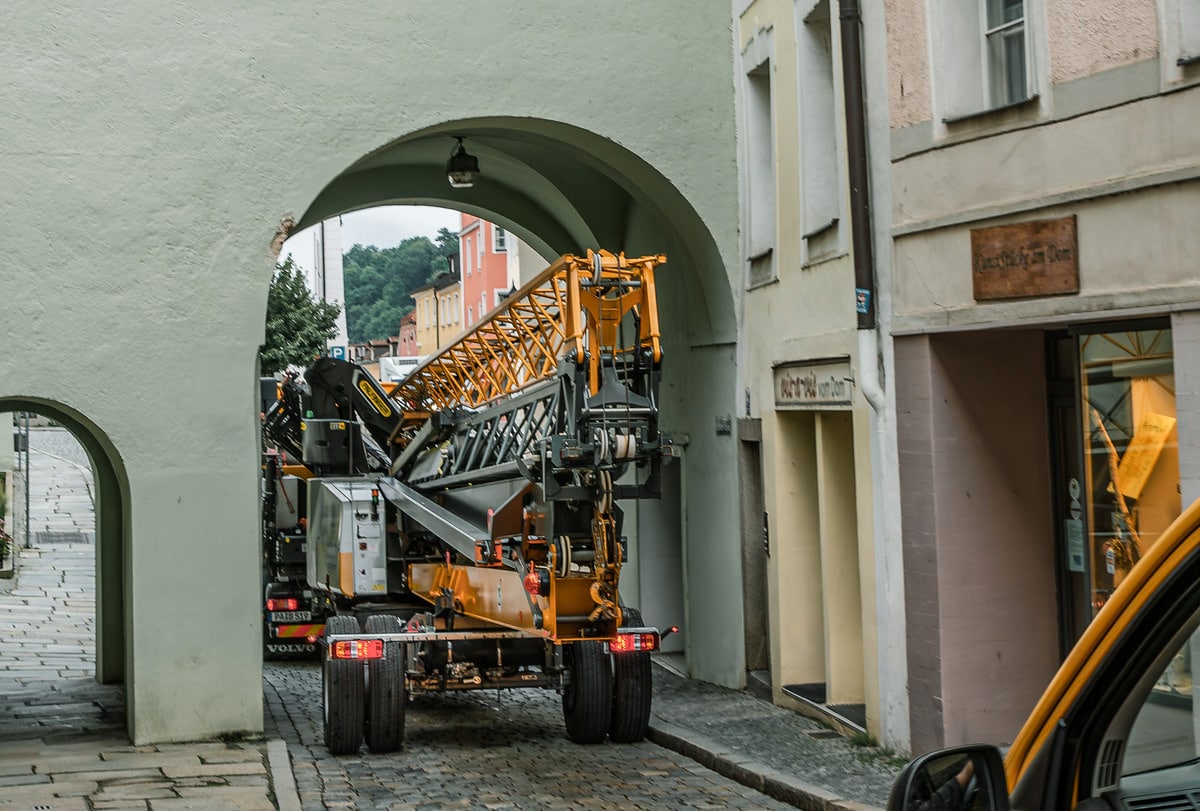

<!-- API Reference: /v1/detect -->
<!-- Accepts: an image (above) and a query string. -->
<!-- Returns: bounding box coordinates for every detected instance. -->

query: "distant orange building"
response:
[459,214,517,329]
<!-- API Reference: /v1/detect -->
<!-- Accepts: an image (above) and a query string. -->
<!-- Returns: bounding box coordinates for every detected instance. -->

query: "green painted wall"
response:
[1,3,741,741]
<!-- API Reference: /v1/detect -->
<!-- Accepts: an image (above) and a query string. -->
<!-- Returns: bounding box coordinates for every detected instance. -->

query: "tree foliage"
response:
[343,234,456,343]
[260,255,342,375]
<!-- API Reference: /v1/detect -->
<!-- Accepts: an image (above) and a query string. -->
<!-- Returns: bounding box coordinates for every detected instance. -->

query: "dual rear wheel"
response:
[562,607,653,744]
[321,614,408,755]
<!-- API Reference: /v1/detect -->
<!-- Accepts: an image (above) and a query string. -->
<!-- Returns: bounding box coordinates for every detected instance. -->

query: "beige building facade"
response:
[880,0,1200,753]
[733,0,908,746]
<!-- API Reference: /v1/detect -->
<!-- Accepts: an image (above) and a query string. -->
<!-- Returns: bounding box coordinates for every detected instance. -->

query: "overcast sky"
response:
[280,205,462,273]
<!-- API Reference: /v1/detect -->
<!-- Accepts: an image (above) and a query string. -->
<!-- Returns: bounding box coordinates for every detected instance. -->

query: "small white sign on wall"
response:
[773,357,854,410]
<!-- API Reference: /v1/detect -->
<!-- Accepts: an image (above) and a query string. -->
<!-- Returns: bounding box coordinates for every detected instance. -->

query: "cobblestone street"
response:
[1,428,897,810]
[264,659,797,810]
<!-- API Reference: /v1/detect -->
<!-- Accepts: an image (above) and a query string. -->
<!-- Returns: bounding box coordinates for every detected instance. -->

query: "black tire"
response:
[322,615,364,755]
[610,607,653,742]
[364,614,406,753]
[562,640,613,744]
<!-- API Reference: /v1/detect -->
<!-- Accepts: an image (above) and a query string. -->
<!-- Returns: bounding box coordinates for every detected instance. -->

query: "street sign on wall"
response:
[773,357,855,410]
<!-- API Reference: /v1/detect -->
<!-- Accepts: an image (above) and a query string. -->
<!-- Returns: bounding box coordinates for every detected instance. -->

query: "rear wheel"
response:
[363,614,406,753]
[609,607,653,742]
[322,615,364,755]
[562,640,612,744]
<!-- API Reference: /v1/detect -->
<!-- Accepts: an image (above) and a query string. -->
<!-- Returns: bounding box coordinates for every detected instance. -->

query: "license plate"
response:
[270,611,312,622]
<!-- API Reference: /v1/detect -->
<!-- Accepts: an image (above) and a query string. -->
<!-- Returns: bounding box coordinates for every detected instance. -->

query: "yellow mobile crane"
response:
[264,250,677,753]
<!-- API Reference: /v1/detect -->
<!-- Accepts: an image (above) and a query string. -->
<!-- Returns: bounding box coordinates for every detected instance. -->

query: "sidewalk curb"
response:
[647,719,885,811]
[267,738,302,811]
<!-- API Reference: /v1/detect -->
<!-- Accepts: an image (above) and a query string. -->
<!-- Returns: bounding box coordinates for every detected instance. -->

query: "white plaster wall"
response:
[883,0,932,129]
[892,92,1200,233]
[1048,0,1158,84]
[893,181,1200,330]
[1,2,739,743]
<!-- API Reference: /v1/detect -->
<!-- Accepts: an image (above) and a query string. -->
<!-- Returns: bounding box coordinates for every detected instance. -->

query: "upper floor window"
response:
[797,0,842,260]
[933,0,1034,122]
[493,227,507,253]
[743,56,776,287]
[985,0,1027,107]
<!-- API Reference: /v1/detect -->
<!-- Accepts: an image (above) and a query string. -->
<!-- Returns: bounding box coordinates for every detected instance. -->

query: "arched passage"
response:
[289,118,745,684]
[0,399,130,720]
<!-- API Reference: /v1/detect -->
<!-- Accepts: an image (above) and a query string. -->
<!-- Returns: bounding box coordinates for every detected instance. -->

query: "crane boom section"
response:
[389,250,665,416]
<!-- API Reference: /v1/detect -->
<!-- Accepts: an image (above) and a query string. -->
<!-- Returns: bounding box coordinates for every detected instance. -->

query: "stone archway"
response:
[0,399,129,718]
[292,118,745,684]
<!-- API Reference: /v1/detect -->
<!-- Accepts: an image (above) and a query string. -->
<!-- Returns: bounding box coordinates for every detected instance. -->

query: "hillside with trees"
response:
[343,228,458,343]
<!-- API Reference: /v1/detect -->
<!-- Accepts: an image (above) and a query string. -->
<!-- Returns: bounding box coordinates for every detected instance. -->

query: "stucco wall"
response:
[898,332,1059,752]
[883,0,932,130]
[1,3,739,743]
[1048,0,1159,84]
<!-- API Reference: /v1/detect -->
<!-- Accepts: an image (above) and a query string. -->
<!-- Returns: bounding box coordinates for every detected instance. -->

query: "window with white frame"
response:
[985,0,1027,106]
[743,55,776,287]
[493,226,507,253]
[468,306,474,326]
[797,0,840,252]
[1164,0,1200,68]
[933,0,1033,121]
[465,238,472,276]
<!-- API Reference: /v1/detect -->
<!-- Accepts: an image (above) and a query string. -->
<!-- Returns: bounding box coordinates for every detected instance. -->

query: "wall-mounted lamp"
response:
[446,137,480,188]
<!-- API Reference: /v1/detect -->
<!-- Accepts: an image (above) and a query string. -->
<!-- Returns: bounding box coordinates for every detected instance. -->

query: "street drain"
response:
[805,730,843,740]
[35,531,91,545]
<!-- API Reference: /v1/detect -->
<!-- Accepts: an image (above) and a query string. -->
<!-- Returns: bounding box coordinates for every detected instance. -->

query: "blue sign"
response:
[329,345,347,360]
[855,288,871,315]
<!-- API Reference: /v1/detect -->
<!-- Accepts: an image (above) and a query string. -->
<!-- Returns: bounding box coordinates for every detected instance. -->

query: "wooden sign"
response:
[971,215,1079,301]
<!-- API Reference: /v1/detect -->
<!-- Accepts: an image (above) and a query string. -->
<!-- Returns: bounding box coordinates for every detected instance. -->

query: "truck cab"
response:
[890,497,1200,811]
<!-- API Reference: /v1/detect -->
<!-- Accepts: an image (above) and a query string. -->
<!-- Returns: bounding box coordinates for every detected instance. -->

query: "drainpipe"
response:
[840,0,885,414]
[840,0,876,334]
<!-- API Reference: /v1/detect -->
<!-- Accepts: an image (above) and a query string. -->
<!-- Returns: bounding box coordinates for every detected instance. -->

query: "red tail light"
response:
[267,597,299,611]
[610,632,660,654]
[330,639,384,660]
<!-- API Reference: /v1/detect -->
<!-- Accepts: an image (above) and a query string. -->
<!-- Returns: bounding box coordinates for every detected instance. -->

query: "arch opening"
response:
[273,116,744,685]
[0,399,129,737]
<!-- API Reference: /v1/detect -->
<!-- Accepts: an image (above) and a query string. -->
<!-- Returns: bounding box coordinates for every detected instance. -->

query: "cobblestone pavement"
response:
[265,659,799,810]
[1,428,277,810]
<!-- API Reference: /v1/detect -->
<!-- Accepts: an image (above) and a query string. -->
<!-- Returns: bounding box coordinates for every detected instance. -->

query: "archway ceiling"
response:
[295,120,735,344]
[296,128,635,261]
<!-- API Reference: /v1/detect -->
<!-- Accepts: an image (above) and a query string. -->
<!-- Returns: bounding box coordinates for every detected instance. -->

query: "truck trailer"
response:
[262,250,676,753]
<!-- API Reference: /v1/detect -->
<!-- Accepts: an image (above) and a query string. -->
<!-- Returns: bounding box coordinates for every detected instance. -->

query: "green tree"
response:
[260,255,342,375]
[343,235,452,343]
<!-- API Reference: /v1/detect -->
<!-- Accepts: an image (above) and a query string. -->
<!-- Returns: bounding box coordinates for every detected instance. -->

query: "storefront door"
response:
[1050,322,1180,651]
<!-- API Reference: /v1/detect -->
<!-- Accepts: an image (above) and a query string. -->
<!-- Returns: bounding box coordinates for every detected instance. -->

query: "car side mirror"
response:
[887,744,1009,811]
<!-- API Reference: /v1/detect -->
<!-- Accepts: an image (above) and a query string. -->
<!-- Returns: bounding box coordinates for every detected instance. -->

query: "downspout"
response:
[842,0,912,752]
[839,0,884,411]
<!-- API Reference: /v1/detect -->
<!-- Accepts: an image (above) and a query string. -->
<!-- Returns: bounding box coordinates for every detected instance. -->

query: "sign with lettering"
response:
[971,215,1079,301]
[774,358,854,410]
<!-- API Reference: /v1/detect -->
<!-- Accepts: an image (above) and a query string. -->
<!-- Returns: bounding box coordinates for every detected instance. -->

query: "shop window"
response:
[1081,328,1179,615]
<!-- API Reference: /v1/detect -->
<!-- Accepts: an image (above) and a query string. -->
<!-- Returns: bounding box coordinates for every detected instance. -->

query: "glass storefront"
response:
[1052,323,1181,652]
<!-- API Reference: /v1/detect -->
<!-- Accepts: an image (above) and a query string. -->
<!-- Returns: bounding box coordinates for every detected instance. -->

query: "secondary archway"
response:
[0,399,130,729]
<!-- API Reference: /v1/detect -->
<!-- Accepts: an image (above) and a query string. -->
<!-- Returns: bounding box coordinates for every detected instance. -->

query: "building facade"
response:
[732,0,908,745]
[460,215,518,329]
[879,0,1200,753]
